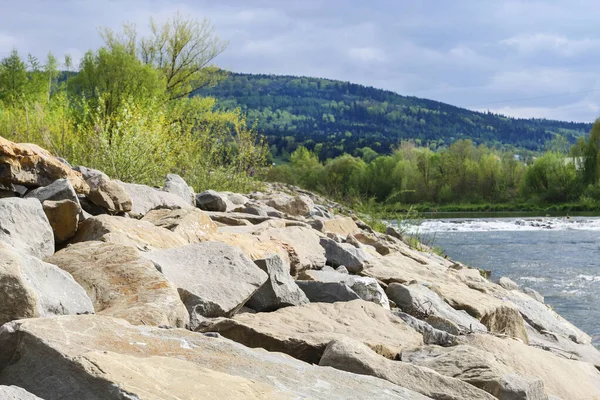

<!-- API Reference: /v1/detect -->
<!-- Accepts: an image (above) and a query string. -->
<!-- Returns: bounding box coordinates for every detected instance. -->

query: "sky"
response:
[1,0,600,122]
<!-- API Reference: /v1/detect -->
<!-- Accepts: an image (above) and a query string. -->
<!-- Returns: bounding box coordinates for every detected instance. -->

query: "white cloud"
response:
[347,47,385,63]
[501,33,600,56]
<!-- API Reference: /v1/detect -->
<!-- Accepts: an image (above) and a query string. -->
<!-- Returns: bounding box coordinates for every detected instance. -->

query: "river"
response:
[399,216,600,344]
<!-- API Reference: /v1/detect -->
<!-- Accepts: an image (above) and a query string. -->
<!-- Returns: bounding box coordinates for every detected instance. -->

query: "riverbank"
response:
[1,136,600,399]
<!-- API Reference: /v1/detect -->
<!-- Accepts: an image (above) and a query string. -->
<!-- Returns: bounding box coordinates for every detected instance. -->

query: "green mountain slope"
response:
[196,72,592,159]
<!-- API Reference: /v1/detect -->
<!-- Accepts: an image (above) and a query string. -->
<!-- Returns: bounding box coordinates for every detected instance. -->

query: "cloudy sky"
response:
[2,0,599,122]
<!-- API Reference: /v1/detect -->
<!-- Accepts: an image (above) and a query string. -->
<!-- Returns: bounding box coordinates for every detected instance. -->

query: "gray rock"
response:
[393,311,458,347]
[350,276,390,310]
[498,276,520,291]
[319,237,369,273]
[245,255,309,312]
[0,183,15,199]
[320,337,495,400]
[0,386,43,399]
[0,198,54,259]
[73,165,108,181]
[386,282,487,334]
[118,181,192,218]
[295,280,360,303]
[335,266,349,274]
[494,374,546,400]
[206,211,271,225]
[25,178,80,208]
[196,190,227,212]
[523,287,544,303]
[12,185,28,197]
[143,242,268,328]
[0,315,429,400]
[0,241,94,325]
[503,290,590,343]
[163,174,195,206]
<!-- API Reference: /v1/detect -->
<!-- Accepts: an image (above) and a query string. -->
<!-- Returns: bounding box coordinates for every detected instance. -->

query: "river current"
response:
[400,217,600,344]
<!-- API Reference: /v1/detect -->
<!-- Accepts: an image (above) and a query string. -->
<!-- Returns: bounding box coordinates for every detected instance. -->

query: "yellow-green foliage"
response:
[0,15,268,193]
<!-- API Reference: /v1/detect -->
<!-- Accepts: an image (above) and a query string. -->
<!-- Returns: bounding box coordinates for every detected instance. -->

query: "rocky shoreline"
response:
[0,136,599,399]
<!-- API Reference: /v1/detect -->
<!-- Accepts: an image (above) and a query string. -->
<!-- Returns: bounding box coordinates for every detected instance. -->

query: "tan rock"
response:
[86,174,132,213]
[142,208,217,243]
[461,334,600,400]
[320,337,495,400]
[0,136,88,193]
[402,345,548,399]
[322,216,360,236]
[481,304,528,343]
[0,315,429,400]
[47,241,188,328]
[200,300,423,364]
[204,232,290,265]
[365,254,507,319]
[258,226,326,275]
[265,194,314,216]
[70,214,187,251]
[42,199,80,243]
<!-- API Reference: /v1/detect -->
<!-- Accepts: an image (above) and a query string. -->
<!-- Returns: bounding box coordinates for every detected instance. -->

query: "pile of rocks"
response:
[0,136,599,399]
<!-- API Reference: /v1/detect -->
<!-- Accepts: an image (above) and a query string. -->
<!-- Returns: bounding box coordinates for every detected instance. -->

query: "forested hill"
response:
[196,72,592,159]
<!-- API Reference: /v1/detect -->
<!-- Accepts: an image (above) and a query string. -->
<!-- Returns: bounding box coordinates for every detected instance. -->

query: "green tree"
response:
[0,49,27,105]
[102,12,228,101]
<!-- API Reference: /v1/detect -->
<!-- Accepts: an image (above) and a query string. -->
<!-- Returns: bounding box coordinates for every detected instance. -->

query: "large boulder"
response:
[480,304,528,343]
[195,190,228,212]
[386,283,487,334]
[24,178,80,207]
[245,255,309,312]
[142,208,217,243]
[365,254,507,319]
[47,241,188,328]
[0,242,93,325]
[85,173,132,213]
[0,386,43,399]
[200,300,423,364]
[202,231,290,264]
[298,269,389,308]
[42,199,80,243]
[117,181,192,218]
[70,214,188,251]
[0,197,54,259]
[503,290,591,344]
[265,193,314,216]
[0,136,88,193]
[0,315,429,400]
[459,333,600,400]
[259,226,326,275]
[143,242,268,328]
[402,345,547,400]
[320,337,495,400]
[296,280,361,303]
[163,174,195,206]
[321,216,360,236]
[319,237,369,273]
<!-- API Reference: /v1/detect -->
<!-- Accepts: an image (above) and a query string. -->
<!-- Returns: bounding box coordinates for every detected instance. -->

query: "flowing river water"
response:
[399,216,600,344]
